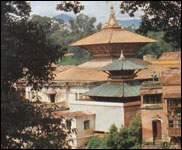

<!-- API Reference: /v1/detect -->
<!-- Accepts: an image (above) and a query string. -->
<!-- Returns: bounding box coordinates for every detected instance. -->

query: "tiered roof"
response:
[84,81,141,98]
[70,6,157,58]
[99,58,149,71]
[55,6,159,84]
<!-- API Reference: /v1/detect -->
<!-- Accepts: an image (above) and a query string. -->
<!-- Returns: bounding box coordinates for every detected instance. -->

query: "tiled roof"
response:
[84,81,142,98]
[54,59,113,82]
[159,52,181,60]
[70,29,157,46]
[54,59,161,82]
[99,58,149,71]
[56,65,74,72]
[53,111,95,118]
[161,68,181,85]
[54,67,109,82]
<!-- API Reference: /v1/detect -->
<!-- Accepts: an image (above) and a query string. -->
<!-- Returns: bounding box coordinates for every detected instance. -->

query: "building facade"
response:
[141,68,181,148]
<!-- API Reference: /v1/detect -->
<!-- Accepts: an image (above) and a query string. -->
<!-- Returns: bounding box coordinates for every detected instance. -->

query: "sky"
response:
[29,1,143,24]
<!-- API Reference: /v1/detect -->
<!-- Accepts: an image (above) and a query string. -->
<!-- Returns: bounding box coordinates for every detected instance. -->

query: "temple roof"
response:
[99,58,149,71]
[83,81,141,98]
[54,59,161,82]
[161,68,181,86]
[70,6,157,47]
[159,52,181,60]
[70,29,157,46]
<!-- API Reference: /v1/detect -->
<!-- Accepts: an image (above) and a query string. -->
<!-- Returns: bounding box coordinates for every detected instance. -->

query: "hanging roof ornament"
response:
[104,5,121,29]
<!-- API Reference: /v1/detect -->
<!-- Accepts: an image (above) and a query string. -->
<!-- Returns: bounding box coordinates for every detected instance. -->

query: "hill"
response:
[53,14,75,22]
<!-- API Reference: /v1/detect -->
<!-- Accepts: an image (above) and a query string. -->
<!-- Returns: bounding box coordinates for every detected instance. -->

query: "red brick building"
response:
[141,68,181,147]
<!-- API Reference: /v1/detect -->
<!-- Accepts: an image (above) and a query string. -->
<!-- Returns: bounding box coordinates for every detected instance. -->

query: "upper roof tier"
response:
[99,58,149,71]
[70,6,157,58]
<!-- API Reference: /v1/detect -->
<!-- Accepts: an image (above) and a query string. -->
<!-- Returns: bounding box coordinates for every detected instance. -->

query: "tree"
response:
[137,31,180,58]
[56,1,84,14]
[87,115,142,149]
[104,124,119,149]
[1,89,76,149]
[1,1,63,92]
[51,14,102,66]
[87,136,102,149]
[1,1,83,149]
[120,1,181,49]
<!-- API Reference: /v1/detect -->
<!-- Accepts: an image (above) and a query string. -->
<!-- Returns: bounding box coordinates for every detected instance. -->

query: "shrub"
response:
[87,136,101,149]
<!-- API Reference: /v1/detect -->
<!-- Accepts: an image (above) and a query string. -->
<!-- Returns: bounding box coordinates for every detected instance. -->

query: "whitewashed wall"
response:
[25,86,90,105]
[70,101,124,132]
[69,87,90,102]
[25,86,67,103]
[64,113,95,148]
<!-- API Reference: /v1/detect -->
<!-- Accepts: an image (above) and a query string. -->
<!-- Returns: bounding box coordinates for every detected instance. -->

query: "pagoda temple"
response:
[65,6,158,131]
[26,5,158,130]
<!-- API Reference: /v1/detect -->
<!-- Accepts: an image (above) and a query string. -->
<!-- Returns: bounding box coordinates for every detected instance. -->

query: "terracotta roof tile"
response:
[53,111,95,118]
[159,52,181,60]
[54,59,162,82]
[70,28,157,46]
[161,68,181,85]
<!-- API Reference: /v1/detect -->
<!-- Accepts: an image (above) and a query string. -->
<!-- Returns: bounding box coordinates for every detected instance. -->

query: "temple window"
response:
[50,94,56,103]
[169,120,174,128]
[169,119,181,128]
[143,94,162,104]
[84,120,90,130]
[79,93,83,100]
[179,120,181,128]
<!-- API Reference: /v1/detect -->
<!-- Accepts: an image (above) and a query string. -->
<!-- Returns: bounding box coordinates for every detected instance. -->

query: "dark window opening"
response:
[143,94,162,104]
[50,94,56,103]
[179,120,181,128]
[84,120,90,130]
[169,120,174,128]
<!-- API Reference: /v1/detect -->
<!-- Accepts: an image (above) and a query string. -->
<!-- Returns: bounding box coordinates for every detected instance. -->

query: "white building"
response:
[53,111,96,148]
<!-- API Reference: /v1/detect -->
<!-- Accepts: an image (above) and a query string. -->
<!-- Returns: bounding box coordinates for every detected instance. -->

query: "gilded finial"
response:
[104,5,121,29]
[119,49,125,60]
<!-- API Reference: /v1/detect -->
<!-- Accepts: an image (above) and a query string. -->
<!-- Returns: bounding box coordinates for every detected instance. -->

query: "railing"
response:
[168,128,181,137]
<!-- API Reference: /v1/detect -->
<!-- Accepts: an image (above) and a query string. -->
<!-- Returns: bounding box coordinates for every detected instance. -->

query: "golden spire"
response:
[104,5,121,29]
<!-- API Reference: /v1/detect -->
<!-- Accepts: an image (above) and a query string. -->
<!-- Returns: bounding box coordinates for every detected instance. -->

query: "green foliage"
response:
[104,124,119,149]
[1,1,84,149]
[137,31,180,58]
[49,13,102,66]
[87,115,142,149]
[1,89,76,149]
[120,1,181,49]
[58,55,91,66]
[1,1,65,92]
[56,1,84,14]
[87,136,102,149]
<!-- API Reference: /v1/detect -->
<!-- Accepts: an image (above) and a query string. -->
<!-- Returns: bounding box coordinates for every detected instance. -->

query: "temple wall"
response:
[141,108,169,143]
[70,101,124,132]
[62,114,95,148]
[123,101,141,127]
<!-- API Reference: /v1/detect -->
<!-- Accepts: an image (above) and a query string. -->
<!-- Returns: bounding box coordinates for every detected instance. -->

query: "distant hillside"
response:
[117,19,141,28]
[53,13,141,28]
[53,14,75,22]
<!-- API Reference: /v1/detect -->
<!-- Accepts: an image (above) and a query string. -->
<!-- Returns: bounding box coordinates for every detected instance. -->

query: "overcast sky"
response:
[29,1,143,24]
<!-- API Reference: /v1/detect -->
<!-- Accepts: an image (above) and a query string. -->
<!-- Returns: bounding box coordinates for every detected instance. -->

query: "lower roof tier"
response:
[83,81,142,98]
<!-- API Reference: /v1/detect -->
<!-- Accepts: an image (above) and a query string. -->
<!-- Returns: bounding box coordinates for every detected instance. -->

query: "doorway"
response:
[152,120,162,142]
